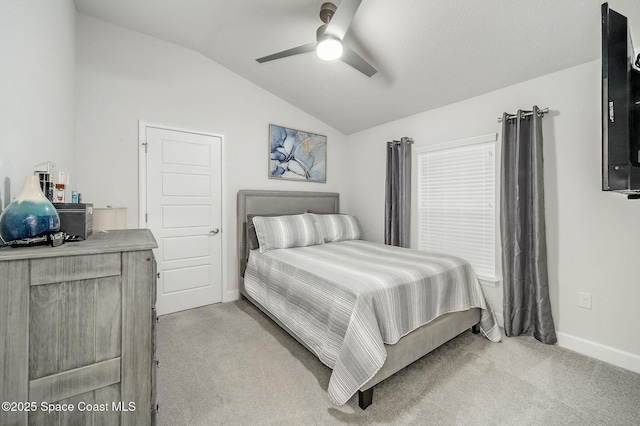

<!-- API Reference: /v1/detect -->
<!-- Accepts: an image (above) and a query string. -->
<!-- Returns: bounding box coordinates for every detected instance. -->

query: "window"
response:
[417,133,498,284]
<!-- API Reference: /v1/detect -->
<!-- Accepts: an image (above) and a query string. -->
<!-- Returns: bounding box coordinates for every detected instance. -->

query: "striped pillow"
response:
[252,214,324,253]
[308,213,362,242]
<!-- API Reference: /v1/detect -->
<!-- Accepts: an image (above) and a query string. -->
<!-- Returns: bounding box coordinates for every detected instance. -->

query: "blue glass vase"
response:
[0,175,60,242]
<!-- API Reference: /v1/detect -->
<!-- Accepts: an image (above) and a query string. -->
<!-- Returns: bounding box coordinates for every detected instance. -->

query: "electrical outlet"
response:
[578,292,592,310]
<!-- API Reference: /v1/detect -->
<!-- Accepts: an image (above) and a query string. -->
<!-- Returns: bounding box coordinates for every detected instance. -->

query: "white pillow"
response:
[252,214,324,253]
[307,213,362,242]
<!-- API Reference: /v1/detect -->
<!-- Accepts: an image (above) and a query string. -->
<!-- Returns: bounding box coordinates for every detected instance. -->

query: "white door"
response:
[144,126,222,315]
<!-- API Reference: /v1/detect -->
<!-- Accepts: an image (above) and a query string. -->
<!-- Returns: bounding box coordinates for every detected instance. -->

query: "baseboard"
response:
[492,314,639,374]
[557,332,640,374]
[223,289,240,303]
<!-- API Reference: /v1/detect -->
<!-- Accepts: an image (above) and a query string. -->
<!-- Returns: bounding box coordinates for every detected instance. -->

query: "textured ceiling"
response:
[73,0,640,134]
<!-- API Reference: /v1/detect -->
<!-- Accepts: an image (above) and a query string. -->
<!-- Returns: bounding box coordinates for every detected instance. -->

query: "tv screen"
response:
[601,3,640,198]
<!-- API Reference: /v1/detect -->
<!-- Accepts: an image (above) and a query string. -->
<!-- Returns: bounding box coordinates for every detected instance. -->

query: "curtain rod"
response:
[497,107,549,123]
[389,137,414,145]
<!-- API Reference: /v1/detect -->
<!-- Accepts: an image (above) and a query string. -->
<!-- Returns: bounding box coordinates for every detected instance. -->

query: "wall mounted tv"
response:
[602,3,640,199]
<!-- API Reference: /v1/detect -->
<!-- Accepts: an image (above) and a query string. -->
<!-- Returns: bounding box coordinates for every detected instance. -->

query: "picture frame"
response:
[269,124,326,183]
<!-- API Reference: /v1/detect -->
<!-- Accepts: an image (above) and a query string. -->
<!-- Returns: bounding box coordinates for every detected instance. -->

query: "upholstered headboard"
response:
[236,190,340,295]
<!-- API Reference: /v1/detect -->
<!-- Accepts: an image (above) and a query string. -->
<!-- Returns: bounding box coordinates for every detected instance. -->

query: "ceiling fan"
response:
[255,0,377,77]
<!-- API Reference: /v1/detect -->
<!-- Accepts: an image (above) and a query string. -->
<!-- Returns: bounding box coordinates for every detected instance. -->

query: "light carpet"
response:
[156,300,640,425]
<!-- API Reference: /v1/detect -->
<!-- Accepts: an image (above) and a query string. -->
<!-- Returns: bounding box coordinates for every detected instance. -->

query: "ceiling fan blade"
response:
[341,45,377,77]
[325,0,362,40]
[255,42,316,63]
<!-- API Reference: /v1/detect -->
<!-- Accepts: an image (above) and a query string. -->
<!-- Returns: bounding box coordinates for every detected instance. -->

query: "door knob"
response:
[210,228,220,235]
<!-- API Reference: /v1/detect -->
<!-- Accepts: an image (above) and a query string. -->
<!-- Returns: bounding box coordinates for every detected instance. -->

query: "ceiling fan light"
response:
[317,36,343,61]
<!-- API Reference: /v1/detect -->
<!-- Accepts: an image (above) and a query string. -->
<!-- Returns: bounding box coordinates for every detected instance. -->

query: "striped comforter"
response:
[244,240,501,405]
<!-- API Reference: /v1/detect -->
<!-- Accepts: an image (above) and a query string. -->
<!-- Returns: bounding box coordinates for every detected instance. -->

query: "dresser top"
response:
[0,229,158,261]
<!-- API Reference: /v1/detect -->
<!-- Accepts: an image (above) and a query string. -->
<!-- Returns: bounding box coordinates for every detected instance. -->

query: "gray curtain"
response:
[385,137,412,247]
[500,106,557,344]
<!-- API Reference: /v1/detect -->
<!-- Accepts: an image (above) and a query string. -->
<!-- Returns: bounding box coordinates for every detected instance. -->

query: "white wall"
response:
[0,0,76,209]
[347,61,640,367]
[75,14,351,301]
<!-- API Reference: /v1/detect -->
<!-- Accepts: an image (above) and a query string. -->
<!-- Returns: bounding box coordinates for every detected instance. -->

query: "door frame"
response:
[138,120,229,302]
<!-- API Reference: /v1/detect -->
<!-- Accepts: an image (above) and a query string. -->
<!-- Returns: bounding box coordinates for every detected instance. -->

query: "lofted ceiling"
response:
[73,0,640,135]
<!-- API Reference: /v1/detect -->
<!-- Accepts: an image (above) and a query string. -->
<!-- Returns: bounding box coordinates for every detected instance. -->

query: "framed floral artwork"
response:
[269,124,326,182]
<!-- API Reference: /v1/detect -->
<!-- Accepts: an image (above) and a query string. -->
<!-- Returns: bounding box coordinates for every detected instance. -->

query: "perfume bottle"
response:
[54,171,68,203]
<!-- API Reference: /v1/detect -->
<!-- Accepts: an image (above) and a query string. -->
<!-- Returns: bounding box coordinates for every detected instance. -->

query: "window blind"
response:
[417,133,497,282]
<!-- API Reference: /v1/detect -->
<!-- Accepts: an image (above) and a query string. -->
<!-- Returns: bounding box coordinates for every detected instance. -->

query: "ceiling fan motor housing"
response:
[317,24,330,40]
[316,27,342,60]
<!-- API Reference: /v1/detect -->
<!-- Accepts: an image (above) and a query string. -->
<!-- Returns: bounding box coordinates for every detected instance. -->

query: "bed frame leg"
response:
[471,323,480,334]
[358,388,373,410]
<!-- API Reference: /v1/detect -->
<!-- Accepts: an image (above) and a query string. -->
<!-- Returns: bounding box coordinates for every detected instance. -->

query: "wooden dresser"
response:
[0,229,158,426]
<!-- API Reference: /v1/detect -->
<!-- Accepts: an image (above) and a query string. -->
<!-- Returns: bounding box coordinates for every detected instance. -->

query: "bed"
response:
[237,190,500,409]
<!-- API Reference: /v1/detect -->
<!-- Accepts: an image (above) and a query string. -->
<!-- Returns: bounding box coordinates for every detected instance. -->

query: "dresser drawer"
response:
[31,253,121,285]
